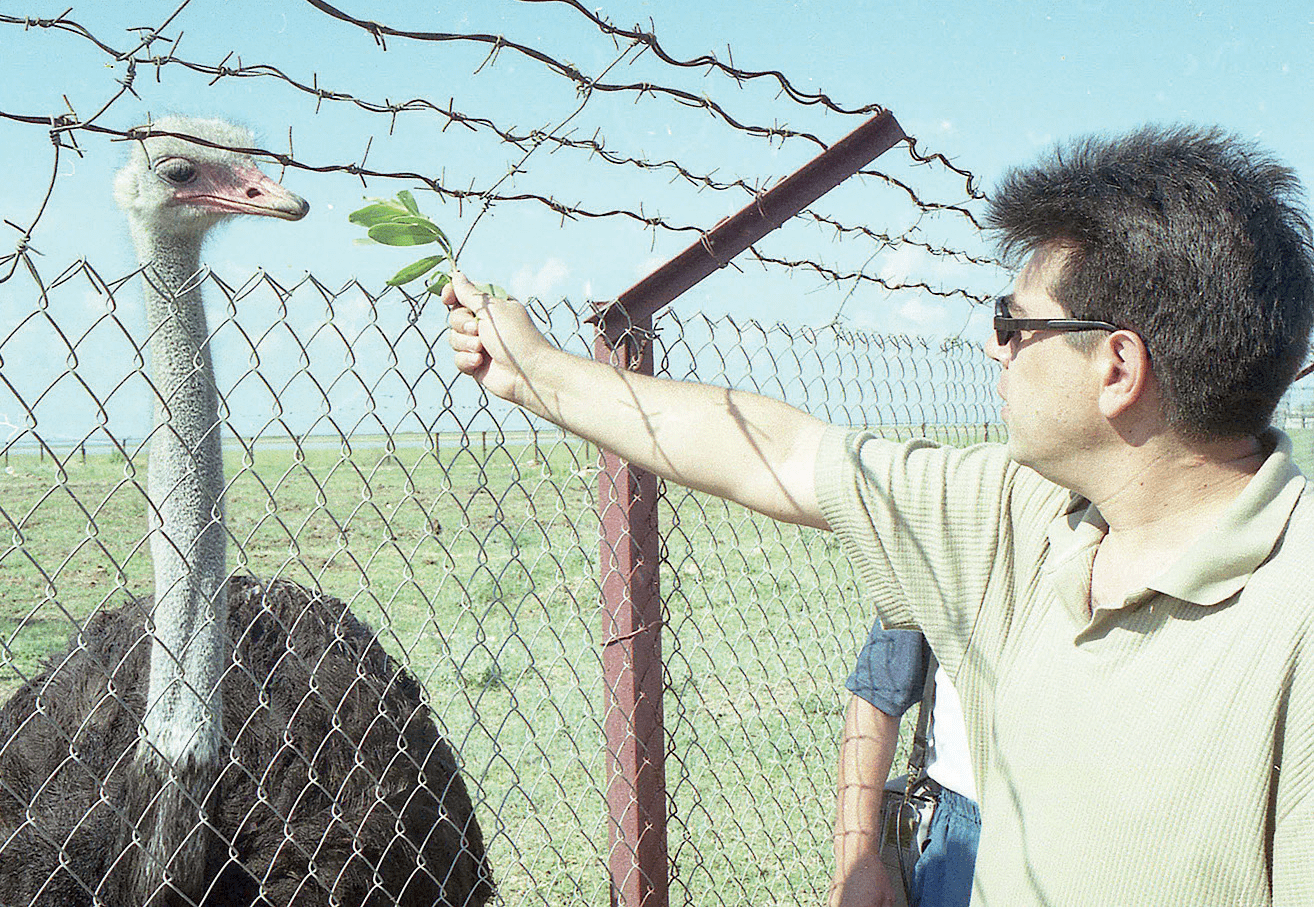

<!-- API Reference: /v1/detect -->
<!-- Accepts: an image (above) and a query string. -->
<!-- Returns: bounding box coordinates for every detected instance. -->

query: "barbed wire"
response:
[4,5,1311,904]
[747,248,985,303]
[516,0,880,114]
[512,0,985,200]
[300,0,855,151]
[1,118,994,304]
[0,2,995,303]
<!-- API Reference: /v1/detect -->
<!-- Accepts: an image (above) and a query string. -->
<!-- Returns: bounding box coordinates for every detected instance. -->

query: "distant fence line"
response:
[3,420,1007,463]
[2,429,566,460]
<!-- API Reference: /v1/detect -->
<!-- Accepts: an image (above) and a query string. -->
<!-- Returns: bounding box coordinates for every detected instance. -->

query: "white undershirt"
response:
[925,665,978,801]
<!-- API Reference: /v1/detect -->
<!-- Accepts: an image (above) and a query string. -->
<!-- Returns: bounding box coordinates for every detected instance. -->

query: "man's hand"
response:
[831,849,901,906]
[442,270,550,408]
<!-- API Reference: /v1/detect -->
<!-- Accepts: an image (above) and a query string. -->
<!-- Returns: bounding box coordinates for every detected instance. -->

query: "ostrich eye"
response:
[157,159,198,185]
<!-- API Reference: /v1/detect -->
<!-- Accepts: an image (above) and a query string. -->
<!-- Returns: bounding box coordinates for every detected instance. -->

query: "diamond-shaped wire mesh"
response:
[648,308,1003,905]
[0,254,1008,904]
[0,266,597,904]
[5,4,1313,904]
[7,256,1314,905]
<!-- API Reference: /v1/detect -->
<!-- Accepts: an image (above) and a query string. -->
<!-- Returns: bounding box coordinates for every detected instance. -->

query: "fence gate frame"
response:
[590,109,907,906]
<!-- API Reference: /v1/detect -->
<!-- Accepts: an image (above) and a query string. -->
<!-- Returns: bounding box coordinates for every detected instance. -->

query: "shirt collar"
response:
[1045,429,1306,612]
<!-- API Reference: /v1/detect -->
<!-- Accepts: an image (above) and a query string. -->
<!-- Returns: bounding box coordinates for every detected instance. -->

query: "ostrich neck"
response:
[134,228,227,769]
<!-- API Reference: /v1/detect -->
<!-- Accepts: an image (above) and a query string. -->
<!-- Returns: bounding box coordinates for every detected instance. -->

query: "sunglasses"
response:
[993,296,1121,347]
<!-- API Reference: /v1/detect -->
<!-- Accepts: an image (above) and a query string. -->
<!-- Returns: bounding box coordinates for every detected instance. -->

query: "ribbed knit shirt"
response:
[816,425,1314,906]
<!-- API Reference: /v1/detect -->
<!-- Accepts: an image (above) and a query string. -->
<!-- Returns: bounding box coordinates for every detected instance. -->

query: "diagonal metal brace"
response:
[590,108,906,337]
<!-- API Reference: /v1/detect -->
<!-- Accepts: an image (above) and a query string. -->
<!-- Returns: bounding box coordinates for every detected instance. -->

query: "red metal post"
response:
[591,109,908,905]
[595,314,667,907]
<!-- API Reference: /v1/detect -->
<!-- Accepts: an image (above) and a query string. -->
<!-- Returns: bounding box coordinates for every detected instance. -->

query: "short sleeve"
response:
[815,424,1062,679]
[845,621,927,718]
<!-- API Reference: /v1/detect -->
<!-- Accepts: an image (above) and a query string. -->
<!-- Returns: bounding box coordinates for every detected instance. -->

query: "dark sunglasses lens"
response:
[994,299,1011,346]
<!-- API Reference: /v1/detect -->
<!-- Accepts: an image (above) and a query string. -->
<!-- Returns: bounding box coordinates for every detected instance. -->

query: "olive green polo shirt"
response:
[817,426,1314,906]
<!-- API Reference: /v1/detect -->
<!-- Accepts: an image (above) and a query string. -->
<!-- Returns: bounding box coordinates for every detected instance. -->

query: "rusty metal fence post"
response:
[595,315,668,907]
[591,110,907,906]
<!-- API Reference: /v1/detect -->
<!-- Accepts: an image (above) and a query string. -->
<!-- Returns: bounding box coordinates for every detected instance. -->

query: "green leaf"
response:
[386,256,448,287]
[368,220,444,247]
[348,201,409,228]
[396,214,453,256]
[348,195,490,298]
[429,223,453,257]
[475,282,508,299]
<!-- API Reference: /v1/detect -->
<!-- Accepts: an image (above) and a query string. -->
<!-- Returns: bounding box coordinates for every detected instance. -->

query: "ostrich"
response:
[114,114,310,904]
[0,118,492,905]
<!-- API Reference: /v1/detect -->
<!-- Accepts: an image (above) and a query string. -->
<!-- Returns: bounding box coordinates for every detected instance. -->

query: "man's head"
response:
[987,125,1314,442]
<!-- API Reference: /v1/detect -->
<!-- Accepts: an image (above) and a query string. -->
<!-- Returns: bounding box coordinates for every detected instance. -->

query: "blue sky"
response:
[3,0,1313,441]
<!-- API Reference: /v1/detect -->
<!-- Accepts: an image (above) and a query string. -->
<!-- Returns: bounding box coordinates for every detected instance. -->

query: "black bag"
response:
[876,645,939,905]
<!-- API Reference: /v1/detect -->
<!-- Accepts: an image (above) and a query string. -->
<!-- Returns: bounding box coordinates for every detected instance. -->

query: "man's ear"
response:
[1096,330,1153,421]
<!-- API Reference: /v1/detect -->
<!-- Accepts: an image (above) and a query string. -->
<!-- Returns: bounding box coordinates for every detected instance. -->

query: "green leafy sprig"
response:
[349,191,506,298]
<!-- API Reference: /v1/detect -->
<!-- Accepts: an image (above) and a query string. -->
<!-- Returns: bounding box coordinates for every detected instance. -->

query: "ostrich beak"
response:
[176,162,310,221]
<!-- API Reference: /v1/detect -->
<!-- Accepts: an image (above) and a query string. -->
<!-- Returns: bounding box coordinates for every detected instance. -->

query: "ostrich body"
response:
[0,119,491,905]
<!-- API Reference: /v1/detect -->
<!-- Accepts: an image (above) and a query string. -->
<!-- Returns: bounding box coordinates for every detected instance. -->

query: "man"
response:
[444,125,1314,904]
[832,627,979,906]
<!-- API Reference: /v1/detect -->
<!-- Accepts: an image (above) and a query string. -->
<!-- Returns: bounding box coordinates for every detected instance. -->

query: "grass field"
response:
[0,431,867,904]
[4,423,1312,904]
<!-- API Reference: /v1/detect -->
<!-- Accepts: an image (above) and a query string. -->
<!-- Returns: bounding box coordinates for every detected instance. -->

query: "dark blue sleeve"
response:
[845,621,927,718]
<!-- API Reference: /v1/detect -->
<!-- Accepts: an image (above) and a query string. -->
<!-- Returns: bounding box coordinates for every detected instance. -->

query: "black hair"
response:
[987,124,1314,440]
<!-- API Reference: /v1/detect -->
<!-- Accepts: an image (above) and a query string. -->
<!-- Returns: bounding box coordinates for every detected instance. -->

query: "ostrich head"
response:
[113,116,309,244]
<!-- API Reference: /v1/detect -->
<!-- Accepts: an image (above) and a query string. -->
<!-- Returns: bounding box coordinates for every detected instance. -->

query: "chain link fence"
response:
[4,12,1312,892]
[18,1,1306,905]
[0,255,1005,903]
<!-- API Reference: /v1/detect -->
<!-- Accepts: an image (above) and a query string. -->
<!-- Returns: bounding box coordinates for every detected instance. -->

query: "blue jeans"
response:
[910,787,981,907]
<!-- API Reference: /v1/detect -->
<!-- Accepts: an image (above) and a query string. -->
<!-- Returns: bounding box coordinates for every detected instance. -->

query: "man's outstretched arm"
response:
[443,271,831,528]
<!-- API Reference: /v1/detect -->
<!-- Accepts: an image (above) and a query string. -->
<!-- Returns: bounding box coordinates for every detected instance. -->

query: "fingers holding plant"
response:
[351,191,542,400]
[440,271,554,405]
[443,271,504,379]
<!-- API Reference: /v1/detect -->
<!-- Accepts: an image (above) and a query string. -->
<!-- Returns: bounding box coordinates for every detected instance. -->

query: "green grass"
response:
[6,423,1309,904]
[0,434,867,905]
[1286,425,1314,477]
